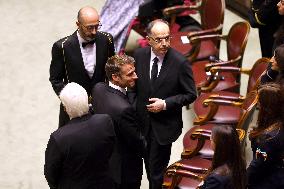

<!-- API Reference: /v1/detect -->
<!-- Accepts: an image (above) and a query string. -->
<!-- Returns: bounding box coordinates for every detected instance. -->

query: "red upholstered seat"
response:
[163,156,211,189]
[193,57,270,124]
[183,124,215,158]
[192,60,238,92]
[163,127,246,189]
[190,21,250,93]
[166,0,225,61]
[170,31,219,60]
[193,91,241,124]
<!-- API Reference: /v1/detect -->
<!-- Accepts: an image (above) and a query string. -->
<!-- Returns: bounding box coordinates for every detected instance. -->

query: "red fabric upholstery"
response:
[193,91,241,124]
[192,61,238,92]
[164,156,211,189]
[183,124,215,158]
[177,158,211,188]
[170,32,219,59]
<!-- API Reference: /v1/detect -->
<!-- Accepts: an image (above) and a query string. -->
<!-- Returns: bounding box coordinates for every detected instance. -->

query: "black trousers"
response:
[258,25,279,58]
[144,127,172,189]
[115,181,141,189]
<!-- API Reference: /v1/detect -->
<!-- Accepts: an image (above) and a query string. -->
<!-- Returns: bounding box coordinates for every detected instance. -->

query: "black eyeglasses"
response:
[80,21,102,31]
[148,35,172,44]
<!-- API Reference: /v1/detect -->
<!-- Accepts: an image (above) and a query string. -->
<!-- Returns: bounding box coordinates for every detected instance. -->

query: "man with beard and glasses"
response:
[49,6,115,127]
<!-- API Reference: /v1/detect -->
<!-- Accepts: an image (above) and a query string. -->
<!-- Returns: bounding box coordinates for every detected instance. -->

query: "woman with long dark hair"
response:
[199,125,246,189]
[260,44,284,84]
[247,83,284,188]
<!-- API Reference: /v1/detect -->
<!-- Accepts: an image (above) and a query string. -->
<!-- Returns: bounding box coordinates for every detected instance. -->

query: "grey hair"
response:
[59,82,89,119]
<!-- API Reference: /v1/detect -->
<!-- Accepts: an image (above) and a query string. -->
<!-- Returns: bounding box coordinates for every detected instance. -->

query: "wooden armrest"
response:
[190,34,225,45]
[170,162,209,174]
[194,98,242,125]
[197,65,250,93]
[209,66,251,74]
[165,168,203,181]
[236,129,245,142]
[191,130,211,139]
[203,98,243,107]
[163,4,200,17]
[197,74,222,93]
[205,56,242,71]
[208,94,245,102]
[181,129,212,158]
[187,25,223,39]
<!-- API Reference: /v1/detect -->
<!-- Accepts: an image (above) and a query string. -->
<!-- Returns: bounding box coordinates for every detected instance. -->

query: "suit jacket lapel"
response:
[67,32,90,79]
[142,47,151,86]
[93,32,102,80]
[152,49,172,90]
[106,85,128,101]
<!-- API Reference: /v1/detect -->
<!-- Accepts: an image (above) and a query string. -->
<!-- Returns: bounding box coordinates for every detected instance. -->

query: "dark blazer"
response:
[247,126,284,189]
[200,173,233,189]
[92,82,144,184]
[49,31,115,96]
[260,64,280,84]
[133,47,197,145]
[44,114,116,189]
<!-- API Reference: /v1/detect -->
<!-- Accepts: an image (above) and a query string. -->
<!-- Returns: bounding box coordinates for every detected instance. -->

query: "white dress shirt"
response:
[77,31,96,78]
[149,49,164,79]
[149,48,167,110]
[109,82,127,95]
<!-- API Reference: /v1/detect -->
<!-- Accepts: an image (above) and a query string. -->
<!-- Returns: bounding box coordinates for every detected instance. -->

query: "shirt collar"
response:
[150,48,164,63]
[109,82,127,95]
[77,31,88,45]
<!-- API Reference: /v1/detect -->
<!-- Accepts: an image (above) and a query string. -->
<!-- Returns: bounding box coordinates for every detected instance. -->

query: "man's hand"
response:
[146,98,165,113]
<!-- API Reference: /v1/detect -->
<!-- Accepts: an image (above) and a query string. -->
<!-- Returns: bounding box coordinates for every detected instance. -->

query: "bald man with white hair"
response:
[49,6,115,127]
[44,82,116,189]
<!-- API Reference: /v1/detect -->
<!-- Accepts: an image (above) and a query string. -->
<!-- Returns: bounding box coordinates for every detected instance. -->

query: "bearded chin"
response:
[85,34,96,41]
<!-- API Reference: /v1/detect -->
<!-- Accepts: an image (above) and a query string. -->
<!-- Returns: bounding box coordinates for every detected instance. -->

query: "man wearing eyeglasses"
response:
[49,6,115,127]
[132,19,197,189]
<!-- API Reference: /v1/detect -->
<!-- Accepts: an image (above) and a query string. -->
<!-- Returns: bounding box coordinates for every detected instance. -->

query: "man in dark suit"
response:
[250,0,281,57]
[132,19,197,189]
[49,6,115,127]
[92,54,145,189]
[44,82,116,189]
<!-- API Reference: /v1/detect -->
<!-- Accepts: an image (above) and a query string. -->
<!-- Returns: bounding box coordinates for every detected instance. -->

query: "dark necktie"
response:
[82,39,95,48]
[151,57,159,83]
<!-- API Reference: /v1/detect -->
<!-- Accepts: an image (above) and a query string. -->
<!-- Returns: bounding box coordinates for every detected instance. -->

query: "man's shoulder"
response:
[53,32,76,47]
[167,48,187,63]
[97,31,113,44]
[89,113,113,124]
[93,82,108,91]
[53,114,113,136]
[51,114,114,145]
[134,46,149,55]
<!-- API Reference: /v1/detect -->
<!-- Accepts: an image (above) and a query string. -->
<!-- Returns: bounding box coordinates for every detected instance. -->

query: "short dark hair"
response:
[105,54,135,81]
[146,19,169,35]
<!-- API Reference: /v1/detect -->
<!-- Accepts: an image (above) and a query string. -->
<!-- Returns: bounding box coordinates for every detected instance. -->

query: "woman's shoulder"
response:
[251,123,282,143]
[201,173,232,189]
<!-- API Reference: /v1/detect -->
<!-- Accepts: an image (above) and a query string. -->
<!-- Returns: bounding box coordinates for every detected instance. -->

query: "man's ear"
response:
[112,74,120,82]
[146,36,150,43]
